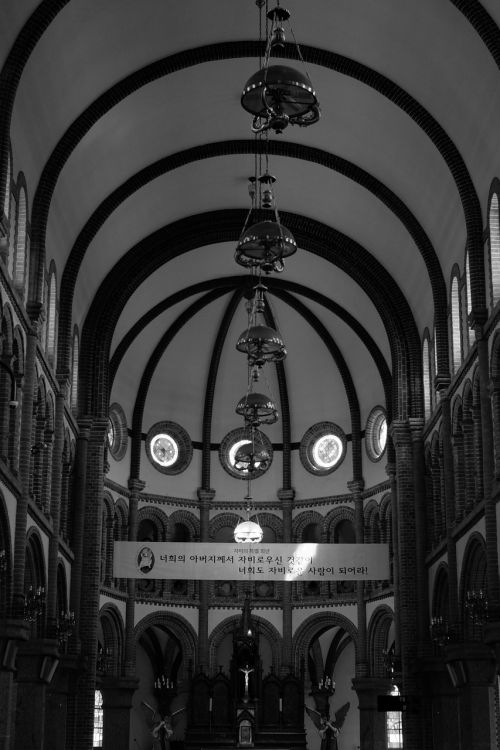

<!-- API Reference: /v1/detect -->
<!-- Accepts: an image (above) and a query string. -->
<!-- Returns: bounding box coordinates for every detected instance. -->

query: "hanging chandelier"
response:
[235,282,286,371]
[236,391,278,427]
[235,172,297,274]
[234,494,264,544]
[241,4,320,134]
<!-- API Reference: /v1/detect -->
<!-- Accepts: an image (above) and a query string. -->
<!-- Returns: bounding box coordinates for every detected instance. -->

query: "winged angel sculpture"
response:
[305,702,350,750]
[141,701,186,750]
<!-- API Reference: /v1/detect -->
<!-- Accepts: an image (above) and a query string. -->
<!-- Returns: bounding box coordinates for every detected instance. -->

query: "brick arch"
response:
[364,500,381,543]
[367,604,394,678]
[431,561,450,620]
[292,611,358,676]
[102,491,114,517]
[134,611,197,680]
[137,506,168,540]
[208,614,282,675]
[99,602,125,677]
[210,512,241,540]
[167,509,200,541]
[292,510,325,542]
[322,506,356,542]
[253,512,282,542]
[451,393,463,433]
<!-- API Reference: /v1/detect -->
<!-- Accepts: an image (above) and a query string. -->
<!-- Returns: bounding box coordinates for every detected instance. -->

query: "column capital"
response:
[197,488,215,505]
[277,488,295,505]
[385,461,396,478]
[26,301,44,327]
[347,479,364,495]
[389,420,412,446]
[434,372,451,393]
[128,478,146,494]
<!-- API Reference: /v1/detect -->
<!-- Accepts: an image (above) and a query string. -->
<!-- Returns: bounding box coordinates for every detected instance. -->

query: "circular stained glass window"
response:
[300,422,346,475]
[145,421,192,475]
[219,427,273,480]
[150,433,179,467]
[107,403,128,461]
[366,406,388,462]
[312,434,343,469]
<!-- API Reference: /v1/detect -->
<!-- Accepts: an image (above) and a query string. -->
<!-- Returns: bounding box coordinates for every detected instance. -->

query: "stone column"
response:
[352,677,393,750]
[386,463,400,656]
[124,478,145,677]
[445,641,497,750]
[348,480,367,677]
[409,418,431,644]
[43,653,79,750]
[476,333,500,609]
[46,377,69,636]
[74,419,108,750]
[0,620,29,750]
[197,488,214,673]
[12,317,40,618]
[390,420,422,750]
[14,638,60,750]
[418,657,460,750]
[439,398,460,626]
[278,488,294,674]
[101,677,139,749]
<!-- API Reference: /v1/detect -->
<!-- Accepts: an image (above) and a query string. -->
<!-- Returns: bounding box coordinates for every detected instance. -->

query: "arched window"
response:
[70,328,79,413]
[386,685,403,748]
[422,335,431,419]
[450,274,461,374]
[465,252,473,349]
[93,690,103,747]
[3,150,11,219]
[46,269,57,365]
[14,186,27,291]
[490,192,500,305]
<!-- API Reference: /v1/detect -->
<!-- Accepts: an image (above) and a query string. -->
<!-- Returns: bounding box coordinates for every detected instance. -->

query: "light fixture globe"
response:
[235,220,297,273]
[236,392,279,427]
[234,444,272,473]
[241,65,320,134]
[236,324,286,367]
[234,518,264,544]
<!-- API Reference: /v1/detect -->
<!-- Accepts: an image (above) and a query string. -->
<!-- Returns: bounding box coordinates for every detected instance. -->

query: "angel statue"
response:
[141,701,186,750]
[305,702,350,750]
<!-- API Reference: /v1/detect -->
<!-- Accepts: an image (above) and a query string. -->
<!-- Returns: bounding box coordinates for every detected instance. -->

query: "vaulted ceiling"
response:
[2,0,500,499]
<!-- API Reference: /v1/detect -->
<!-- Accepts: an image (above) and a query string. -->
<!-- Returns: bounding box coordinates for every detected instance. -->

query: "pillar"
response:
[278,488,294,674]
[445,641,497,750]
[197,488,214,673]
[101,677,139,749]
[0,620,29,749]
[124,478,145,677]
[352,677,393,750]
[74,419,108,750]
[348,479,367,677]
[390,420,423,750]
[14,638,60,750]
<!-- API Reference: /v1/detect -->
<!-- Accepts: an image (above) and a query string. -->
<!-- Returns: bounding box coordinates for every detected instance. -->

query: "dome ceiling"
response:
[3,0,500,498]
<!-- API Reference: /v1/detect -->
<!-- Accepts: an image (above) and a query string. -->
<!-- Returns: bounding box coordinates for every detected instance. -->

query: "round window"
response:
[145,421,192,474]
[365,406,388,461]
[107,403,128,461]
[300,422,346,475]
[219,427,273,480]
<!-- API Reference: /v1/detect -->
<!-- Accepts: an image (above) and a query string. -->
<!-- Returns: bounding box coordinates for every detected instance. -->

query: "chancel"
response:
[1,2,500,750]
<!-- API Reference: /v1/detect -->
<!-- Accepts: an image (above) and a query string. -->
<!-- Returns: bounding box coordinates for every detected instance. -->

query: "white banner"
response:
[113,542,389,581]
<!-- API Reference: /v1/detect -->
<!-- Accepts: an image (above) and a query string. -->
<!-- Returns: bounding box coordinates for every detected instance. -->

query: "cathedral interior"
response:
[1,1,500,749]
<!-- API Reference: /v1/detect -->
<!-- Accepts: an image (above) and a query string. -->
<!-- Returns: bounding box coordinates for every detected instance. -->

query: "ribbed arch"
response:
[25,40,483,324]
[79,211,421,423]
[367,604,394,678]
[56,139,447,383]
